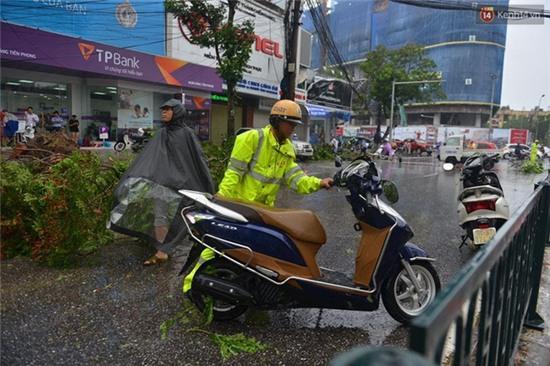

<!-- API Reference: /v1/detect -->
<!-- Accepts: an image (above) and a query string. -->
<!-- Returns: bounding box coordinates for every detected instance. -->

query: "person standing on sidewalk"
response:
[109,99,215,266]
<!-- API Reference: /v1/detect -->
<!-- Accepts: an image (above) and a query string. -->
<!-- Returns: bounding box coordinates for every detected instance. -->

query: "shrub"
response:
[0,151,130,266]
[202,136,235,188]
[312,144,334,161]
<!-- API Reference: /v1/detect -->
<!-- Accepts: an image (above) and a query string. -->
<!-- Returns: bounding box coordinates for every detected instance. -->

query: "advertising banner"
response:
[1,22,222,93]
[1,0,166,55]
[118,88,154,129]
[168,0,284,99]
[510,128,529,144]
[307,79,352,109]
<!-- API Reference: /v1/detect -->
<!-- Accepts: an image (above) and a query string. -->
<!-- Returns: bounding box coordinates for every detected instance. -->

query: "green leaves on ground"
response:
[521,160,544,174]
[210,332,266,361]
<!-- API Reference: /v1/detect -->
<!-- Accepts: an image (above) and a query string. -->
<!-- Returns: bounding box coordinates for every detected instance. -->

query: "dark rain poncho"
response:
[108,99,215,252]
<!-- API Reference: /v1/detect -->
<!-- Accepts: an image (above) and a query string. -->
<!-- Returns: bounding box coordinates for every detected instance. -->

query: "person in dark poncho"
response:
[108,99,214,265]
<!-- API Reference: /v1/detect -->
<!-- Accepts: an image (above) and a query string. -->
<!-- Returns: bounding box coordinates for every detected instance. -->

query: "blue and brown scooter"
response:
[178,157,440,324]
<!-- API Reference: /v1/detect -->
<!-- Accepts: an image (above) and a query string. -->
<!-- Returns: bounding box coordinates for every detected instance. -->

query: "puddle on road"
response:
[244,307,409,346]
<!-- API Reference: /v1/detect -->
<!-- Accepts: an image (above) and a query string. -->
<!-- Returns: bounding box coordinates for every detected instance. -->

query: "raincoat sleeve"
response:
[283,161,321,194]
[218,130,258,197]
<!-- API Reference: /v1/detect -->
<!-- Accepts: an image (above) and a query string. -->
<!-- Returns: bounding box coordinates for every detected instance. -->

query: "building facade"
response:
[304,0,509,127]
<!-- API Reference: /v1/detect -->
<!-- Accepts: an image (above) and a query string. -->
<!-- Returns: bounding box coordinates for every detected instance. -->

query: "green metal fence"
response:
[332,173,550,366]
[409,174,549,365]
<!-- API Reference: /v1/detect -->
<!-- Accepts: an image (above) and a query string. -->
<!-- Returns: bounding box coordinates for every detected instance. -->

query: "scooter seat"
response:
[214,197,327,245]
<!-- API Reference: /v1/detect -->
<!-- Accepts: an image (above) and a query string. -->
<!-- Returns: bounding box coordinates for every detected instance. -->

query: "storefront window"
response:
[1,77,71,125]
[185,96,211,141]
[82,86,117,146]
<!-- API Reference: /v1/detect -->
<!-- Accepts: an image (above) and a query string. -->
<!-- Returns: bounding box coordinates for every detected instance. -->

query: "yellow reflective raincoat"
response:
[218,125,321,206]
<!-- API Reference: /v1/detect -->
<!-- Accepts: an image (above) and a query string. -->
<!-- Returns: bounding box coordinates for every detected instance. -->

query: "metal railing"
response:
[331,173,550,366]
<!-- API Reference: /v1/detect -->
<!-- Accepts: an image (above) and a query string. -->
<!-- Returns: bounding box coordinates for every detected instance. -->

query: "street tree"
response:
[165,0,255,136]
[360,44,445,142]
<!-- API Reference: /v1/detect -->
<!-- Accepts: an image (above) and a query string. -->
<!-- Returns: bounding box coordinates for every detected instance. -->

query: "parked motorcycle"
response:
[113,128,150,152]
[177,157,440,324]
[457,153,509,249]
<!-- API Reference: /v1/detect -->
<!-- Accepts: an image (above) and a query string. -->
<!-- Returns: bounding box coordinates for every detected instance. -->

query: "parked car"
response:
[292,135,314,159]
[401,138,433,156]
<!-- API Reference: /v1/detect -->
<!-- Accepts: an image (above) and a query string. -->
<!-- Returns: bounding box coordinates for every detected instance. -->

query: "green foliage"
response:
[312,144,335,161]
[0,152,130,266]
[360,44,445,121]
[203,296,214,326]
[210,332,267,361]
[521,160,544,174]
[202,135,235,188]
[159,300,197,340]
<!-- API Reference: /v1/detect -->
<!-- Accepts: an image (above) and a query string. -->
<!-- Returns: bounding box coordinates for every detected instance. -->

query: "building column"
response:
[433,112,441,126]
[475,113,482,127]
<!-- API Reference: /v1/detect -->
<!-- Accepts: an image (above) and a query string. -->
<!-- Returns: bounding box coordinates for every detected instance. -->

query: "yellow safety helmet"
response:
[270,99,303,125]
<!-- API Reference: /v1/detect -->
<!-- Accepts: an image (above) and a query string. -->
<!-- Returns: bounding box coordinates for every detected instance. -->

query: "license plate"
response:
[473,227,497,245]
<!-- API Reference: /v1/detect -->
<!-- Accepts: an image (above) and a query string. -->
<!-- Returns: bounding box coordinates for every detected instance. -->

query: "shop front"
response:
[0,22,222,145]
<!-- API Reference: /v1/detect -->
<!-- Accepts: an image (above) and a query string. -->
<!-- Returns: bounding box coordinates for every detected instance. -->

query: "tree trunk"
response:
[227,80,236,136]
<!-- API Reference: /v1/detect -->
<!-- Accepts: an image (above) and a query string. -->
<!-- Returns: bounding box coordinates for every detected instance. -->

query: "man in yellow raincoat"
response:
[184,100,333,292]
[218,99,333,206]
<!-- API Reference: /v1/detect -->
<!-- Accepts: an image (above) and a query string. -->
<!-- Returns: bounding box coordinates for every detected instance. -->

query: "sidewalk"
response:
[515,247,550,365]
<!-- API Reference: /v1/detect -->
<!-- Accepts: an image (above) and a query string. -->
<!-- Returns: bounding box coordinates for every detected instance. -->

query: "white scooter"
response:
[456,154,509,249]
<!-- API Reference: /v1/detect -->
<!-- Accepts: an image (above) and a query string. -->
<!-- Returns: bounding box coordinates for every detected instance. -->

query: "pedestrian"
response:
[68,114,80,143]
[50,111,65,133]
[109,99,214,266]
[330,136,339,154]
[0,109,6,146]
[24,106,39,131]
[218,99,333,207]
[530,140,539,162]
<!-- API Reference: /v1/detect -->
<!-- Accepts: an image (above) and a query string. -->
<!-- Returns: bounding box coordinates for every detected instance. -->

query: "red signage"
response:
[480,6,495,24]
[255,35,283,59]
[510,129,528,144]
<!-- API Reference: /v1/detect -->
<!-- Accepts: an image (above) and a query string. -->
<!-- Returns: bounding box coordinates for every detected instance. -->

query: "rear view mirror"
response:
[443,163,454,171]
[381,180,399,204]
[335,155,343,168]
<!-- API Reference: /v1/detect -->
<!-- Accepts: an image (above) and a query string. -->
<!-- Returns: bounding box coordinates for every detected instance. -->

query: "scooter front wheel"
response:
[382,261,440,324]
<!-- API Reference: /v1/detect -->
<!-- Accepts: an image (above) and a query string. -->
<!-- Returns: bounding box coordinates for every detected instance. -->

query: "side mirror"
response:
[335,155,343,168]
[381,180,399,204]
[443,142,447,146]
[443,163,454,171]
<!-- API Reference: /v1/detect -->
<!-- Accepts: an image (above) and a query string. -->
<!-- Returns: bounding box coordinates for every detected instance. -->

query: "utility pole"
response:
[282,0,301,100]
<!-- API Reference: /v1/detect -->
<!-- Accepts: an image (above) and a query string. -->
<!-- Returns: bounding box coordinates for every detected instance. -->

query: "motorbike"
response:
[457,153,509,249]
[114,128,149,152]
[177,157,440,324]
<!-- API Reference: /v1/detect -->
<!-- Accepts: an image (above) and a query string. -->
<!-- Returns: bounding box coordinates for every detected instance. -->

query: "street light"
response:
[534,94,545,139]
[389,79,445,142]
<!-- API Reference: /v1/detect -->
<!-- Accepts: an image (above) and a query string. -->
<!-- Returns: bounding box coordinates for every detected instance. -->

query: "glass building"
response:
[304,0,509,127]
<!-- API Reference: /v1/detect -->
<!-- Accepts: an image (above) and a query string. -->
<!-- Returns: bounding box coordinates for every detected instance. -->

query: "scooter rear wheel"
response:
[189,258,249,321]
[114,141,126,152]
[382,261,440,324]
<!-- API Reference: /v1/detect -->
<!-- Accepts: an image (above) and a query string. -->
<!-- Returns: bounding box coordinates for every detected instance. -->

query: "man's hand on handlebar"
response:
[320,178,334,189]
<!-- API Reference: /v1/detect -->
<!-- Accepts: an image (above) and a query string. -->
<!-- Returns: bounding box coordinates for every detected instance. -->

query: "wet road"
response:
[1,157,548,365]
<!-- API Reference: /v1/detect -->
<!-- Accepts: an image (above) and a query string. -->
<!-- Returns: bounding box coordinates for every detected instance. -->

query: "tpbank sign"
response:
[79,42,141,69]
